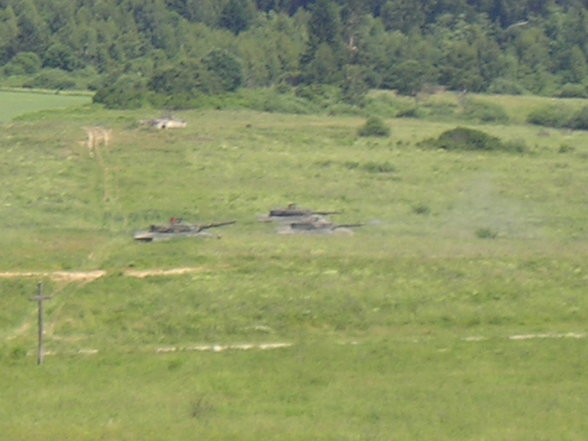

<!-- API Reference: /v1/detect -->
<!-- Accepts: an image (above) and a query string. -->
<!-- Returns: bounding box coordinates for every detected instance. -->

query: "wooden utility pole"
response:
[30,282,51,365]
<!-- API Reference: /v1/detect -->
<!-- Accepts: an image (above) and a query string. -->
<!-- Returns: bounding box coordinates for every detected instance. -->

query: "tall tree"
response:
[13,0,49,53]
[220,0,256,34]
[380,0,426,33]
[0,6,19,62]
[300,0,346,83]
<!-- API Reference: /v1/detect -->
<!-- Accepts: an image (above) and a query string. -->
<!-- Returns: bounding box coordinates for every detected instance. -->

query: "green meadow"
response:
[1,91,588,440]
[0,88,92,123]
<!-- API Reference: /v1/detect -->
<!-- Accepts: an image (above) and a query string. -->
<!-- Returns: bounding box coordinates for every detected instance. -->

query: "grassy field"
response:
[1,90,588,440]
[0,88,91,122]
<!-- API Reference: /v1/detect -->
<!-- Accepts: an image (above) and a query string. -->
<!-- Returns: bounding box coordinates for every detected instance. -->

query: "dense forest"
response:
[1,0,587,108]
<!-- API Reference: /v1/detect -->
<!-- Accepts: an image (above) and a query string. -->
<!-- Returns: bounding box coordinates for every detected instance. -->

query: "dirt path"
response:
[32,333,588,359]
[0,270,107,282]
[0,266,220,281]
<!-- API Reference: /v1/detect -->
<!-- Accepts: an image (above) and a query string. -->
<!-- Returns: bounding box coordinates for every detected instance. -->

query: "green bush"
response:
[418,127,526,153]
[476,227,497,239]
[487,78,527,95]
[363,94,418,119]
[527,104,588,131]
[396,106,421,118]
[421,102,458,120]
[295,84,342,109]
[43,43,82,72]
[2,52,42,75]
[361,161,396,173]
[419,127,501,151]
[527,105,575,128]
[461,99,510,123]
[502,138,528,153]
[357,116,390,137]
[22,69,76,90]
[412,203,430,215]
[558,143,575,153]
[557,83,588,98]
[568,106,588,130]
[93,74,148,109]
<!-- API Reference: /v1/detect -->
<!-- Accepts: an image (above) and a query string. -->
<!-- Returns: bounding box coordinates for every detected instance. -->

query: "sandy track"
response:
[0,266,220,282]
[123,267,213,278]
[0,270,107,282]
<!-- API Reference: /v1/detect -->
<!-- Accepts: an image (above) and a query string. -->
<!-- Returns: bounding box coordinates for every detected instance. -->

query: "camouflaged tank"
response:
[134,218,235,242]
[277,215,363,235]
[258,203,341,223]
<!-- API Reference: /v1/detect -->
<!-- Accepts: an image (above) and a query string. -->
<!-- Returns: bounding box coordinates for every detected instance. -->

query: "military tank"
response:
[258,203,341,223]
[277,215,363,235]
[134,218,235,242]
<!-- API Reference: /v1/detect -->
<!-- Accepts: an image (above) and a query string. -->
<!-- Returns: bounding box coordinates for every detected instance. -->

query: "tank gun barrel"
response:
[312,210,342,216]
[197,220,236,231]
[268,209,341,217]
[332,223,364,229]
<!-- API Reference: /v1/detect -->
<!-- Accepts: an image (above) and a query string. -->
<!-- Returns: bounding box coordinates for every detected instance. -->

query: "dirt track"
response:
[0,267,216,282]
[0,270,106,282]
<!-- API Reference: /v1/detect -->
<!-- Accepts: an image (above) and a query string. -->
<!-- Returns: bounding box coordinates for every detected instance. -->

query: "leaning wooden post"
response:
[31,282,52,365]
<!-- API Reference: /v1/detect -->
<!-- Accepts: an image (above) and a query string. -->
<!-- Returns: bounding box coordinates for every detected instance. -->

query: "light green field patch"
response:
[0,89,91,122]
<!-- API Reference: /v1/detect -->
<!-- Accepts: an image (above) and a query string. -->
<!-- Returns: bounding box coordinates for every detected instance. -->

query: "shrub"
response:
[568,106,588,130]
[43,43,81,71]
[363,93,418,118]
[396,106,421,118]
[419,127,526,153]
[23,69,76,90]
[361,161,396,173]
[420,127,501,151]
[476,227,497,239]
[527,105,574,128]
[421,102,458,120]
[502,138,528,153]
[357,116,390,137]
[461,99,510,123]
[412,203,430,215]
[93,75,148,109]
[487,78,527,95]
[295,84,341,109]
[557,83,588,98]
[2,52,42,75]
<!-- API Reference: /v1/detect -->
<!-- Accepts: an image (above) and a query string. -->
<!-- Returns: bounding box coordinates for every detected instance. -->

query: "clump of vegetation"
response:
[23,69,76,90]
[1,52,42,76]
[557,83,588,98]
[527,105,575,128]
[361,161,396,173]
[487,78,528,95]
[343,161,359,170]
[568,105,588,130]
[357,116,390,137]
[342,160,395,173]
[476,227,498,239]
[461,99,510,123]
[420,101,459,120]
[412,203,431,215]
[527,104,588,130]
[419,127,520,152]
[395,106,421,118]
[363,93,419,119]
[93,74,148,109]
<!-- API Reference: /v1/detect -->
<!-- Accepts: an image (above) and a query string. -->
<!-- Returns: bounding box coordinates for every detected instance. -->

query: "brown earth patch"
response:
[0,270,106,282]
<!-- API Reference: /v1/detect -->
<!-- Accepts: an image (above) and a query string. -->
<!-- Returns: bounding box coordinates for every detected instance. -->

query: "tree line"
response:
[0,0,587,108]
